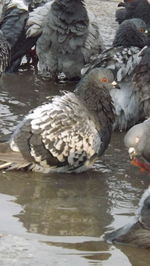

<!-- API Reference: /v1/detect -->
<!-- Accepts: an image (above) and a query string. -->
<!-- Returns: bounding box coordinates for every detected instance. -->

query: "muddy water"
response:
[0,1,150,265]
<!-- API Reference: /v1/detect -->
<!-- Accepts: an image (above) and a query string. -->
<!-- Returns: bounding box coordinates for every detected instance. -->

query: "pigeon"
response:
[0,68,114,173]
[116,0,150,27]
[104,186,150,248]
[0,0,38,72]
[26,0,104,81]
[124,118,150,173]
[82,18,148,130]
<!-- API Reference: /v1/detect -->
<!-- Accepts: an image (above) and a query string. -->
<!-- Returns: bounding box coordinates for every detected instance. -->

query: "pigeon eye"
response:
[139,28,145,33]
[100,77,108,83]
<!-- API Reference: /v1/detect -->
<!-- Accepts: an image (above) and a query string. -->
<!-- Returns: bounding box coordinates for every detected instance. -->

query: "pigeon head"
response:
[75,68,115,104]
[113,18,148,48]
[75,68,115,131]
[124,119,150,162]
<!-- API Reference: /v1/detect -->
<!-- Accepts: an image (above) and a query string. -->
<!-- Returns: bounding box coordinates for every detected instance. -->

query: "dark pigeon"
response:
[0,68,114,173]
[0,0,38,72]
[116,0,150,27]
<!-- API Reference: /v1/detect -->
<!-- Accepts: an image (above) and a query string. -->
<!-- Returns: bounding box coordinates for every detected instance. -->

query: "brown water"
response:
[0,1,150,265]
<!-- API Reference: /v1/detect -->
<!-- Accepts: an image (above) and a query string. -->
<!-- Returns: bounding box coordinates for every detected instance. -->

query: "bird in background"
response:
[116,0,150,27]
[26,0,104,81]
[0,0,41,72]
[81,18,148,131]
[124,118,150,174]
[104,186,150,248]
[0,68,114,174]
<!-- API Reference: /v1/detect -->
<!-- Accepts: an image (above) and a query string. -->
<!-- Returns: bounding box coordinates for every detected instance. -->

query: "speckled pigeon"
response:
[82,18,148,130]
[0,68,114,173]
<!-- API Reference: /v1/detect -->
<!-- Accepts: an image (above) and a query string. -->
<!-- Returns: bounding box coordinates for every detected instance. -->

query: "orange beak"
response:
[130,158,150,174]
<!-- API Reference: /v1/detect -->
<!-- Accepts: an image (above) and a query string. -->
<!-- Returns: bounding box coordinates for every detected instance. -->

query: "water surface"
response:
[0,1,150,265]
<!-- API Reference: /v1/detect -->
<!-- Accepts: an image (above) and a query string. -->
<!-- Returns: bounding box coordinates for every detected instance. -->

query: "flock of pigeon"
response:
[0,0,150,248]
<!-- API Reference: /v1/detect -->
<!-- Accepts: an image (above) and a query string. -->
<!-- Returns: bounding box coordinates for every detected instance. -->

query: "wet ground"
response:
[0,0,150,265]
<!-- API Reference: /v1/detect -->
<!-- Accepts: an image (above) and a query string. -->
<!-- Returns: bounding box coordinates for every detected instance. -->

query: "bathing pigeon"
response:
[82,18,148,130]
[104,186,150,248]
[124,118,150,172]
[0,68,114,173]
[26,0,104,80]
[116,0,150,27]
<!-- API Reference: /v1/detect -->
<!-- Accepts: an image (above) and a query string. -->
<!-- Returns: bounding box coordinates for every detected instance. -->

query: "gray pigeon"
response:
[26,0,104,80]
[124,118,150,168]
[0,0,38,72]
[82,18,148,130]
[0,68,114,173]
[115,0,150,27]
[104,186,150,248]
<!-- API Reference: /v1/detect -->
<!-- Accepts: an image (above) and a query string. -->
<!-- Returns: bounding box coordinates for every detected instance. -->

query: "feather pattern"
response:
[0,30,10,73]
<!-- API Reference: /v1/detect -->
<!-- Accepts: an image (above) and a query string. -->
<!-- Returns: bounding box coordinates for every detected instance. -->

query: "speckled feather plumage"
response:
[0,68,114,173]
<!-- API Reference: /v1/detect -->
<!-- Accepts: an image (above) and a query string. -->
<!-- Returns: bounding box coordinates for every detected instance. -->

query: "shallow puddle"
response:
[0,0,150,265]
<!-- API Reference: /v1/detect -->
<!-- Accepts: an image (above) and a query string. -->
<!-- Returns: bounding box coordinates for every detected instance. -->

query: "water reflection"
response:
[0,133,149,265]
[0,71,76,135]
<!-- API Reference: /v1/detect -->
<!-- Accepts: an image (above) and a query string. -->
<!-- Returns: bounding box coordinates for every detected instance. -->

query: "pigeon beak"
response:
[128,147,137,160]
[112,81,120,89]
[144,30,149,35]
